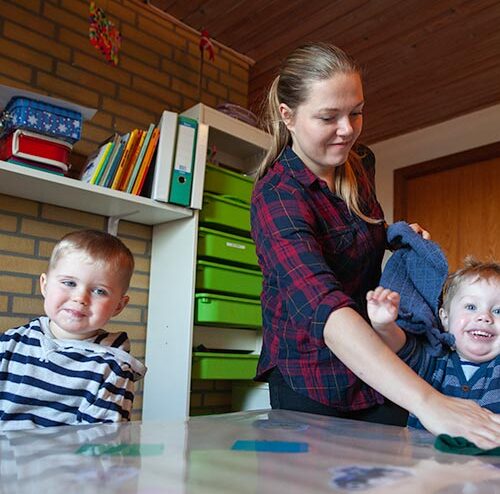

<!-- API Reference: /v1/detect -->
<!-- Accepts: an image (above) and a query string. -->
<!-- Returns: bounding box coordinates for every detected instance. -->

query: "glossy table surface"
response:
[1,409,499,493]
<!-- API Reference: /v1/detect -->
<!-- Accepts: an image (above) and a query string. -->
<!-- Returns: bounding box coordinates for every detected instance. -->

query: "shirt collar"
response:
[278,146,323,189]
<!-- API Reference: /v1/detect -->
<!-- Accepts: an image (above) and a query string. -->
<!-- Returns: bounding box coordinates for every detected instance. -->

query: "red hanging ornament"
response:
[89,1,121,66]
[199,29,215,62]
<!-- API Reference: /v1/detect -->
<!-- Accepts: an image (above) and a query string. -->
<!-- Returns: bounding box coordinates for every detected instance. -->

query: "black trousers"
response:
[268,367,408,427]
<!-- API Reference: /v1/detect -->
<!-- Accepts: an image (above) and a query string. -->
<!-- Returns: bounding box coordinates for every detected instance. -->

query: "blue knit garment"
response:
[380,222,455,355]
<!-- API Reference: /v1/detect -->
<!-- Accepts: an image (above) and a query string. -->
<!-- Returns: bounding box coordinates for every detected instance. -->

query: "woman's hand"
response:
[409,223,431,240]
[416,393,500,450]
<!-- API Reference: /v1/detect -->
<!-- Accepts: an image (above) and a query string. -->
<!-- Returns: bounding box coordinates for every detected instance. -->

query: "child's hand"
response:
[366,286,400,326]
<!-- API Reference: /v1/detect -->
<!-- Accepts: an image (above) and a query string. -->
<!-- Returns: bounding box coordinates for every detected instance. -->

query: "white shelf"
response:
[0,161,192,225]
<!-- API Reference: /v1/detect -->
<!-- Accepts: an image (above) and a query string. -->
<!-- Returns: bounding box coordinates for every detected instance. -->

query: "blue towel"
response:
[379,222,455,355]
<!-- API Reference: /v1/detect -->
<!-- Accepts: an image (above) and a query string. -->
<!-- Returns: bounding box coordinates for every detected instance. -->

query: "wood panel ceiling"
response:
[149,0,500,144]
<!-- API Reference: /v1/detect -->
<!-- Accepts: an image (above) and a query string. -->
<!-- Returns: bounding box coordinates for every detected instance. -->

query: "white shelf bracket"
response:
[107,212,138,236]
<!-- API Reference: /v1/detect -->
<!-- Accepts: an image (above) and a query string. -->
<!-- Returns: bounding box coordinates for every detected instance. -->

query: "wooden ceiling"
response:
[149,0,500,144]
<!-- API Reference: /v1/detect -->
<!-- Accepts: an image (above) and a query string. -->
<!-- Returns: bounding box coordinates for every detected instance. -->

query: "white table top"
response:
[1,409,499,493]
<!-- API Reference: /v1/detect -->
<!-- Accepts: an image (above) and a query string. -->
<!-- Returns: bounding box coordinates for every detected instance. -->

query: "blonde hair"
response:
[441,256,500,312]
[48,230,135,291]
[257,42,379,223]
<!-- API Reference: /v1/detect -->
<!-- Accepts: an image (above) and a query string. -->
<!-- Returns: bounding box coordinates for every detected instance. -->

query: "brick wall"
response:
[0,0,254,419]
[190,379,233,416]
[0,0,252,161]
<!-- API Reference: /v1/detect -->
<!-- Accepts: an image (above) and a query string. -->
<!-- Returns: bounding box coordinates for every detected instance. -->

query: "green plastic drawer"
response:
[204,162,254,204]
[200,192,251,234]
[195,293,262,328]
[192,352,259,380]
[196,260,262,298]
[198,227,259,268]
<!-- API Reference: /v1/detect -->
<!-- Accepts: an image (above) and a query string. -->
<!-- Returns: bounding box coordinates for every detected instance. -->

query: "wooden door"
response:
[394,142,500,271]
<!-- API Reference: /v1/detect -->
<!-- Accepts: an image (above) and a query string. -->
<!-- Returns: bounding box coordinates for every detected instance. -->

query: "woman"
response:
[251,42,500,448]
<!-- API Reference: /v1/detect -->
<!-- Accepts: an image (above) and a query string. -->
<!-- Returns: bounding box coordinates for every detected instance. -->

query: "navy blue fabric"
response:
[380,221,454,355]
[399,336,500,429]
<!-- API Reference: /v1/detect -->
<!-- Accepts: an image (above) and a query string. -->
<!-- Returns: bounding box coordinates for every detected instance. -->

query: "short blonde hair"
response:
[442,256,500,312]
[48,230,135,291]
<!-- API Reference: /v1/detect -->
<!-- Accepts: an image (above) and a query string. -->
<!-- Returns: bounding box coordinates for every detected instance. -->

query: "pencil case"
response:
[0,129,71,172]
[0,96,82,143]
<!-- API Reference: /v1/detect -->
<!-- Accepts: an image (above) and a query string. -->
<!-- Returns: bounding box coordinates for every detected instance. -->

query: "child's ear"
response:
[439,307,449,332]
[40,273,47,298]
[113,295,129,317]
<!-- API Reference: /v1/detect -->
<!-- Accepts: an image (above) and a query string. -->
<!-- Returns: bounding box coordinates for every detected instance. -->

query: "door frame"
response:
[393,140,500,221]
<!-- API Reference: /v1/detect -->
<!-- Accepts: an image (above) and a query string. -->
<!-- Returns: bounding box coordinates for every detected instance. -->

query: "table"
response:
[1,409,499,493]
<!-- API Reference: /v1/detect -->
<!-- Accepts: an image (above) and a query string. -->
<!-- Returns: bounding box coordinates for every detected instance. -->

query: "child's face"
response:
[40,250,129,340]
[440,278,500,363]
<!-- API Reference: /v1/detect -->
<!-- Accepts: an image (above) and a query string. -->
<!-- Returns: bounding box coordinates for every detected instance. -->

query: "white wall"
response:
[371,103,500,224]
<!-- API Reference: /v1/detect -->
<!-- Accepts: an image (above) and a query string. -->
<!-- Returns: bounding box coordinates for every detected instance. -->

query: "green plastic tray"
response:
[192,352,259,380]
[195,293,262,328]
[197,227,259,268]
[196,260,262,298]
[204,162,254,204]
[200,192,251,235]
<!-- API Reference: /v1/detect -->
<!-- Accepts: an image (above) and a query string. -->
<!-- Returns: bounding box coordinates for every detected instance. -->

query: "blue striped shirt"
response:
[399,334,500,429]
[0,317,146,431]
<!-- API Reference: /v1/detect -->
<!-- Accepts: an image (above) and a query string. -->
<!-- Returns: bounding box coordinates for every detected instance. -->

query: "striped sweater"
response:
[0,317,146,431]
[399,334,500,429]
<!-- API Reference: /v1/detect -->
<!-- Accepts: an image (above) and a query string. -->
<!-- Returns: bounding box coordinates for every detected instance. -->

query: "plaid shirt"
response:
[251,145,387,411]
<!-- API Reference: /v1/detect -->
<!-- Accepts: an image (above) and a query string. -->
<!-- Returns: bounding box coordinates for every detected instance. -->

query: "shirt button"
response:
[462,385,470,392]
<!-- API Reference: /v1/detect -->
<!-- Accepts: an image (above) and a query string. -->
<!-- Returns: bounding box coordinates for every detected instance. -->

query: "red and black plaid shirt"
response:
[251,145,387,411]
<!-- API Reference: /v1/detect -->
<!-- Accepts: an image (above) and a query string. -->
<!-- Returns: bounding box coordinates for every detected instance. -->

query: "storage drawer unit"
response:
[192,352,259,380]
[195,293,262,328]
[204,162,253,204]
[196,260,262,298]
[200,192,251,234]
[197,227,259,268]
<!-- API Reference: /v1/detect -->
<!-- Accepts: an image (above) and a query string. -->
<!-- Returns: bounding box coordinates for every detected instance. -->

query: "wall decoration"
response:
[198,29,215,100]
[89,1,121,66]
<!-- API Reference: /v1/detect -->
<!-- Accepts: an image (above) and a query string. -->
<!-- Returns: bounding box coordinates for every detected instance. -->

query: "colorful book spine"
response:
[102,133,129,188]
[132,128,160,196]
[126,123,155,194]
[80,141,113,184]
[111,129,139,190]
[120,129,146,191]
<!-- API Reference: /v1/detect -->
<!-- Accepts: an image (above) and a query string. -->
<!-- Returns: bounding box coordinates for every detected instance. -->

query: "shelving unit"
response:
[143,104,270,420]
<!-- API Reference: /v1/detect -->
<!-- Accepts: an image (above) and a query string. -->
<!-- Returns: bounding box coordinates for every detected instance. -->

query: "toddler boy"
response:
[0,230,146,430]
[367,258,500,429]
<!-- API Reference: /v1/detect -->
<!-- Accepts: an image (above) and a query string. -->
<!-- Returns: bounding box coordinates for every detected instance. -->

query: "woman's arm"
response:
[324,307,500,449]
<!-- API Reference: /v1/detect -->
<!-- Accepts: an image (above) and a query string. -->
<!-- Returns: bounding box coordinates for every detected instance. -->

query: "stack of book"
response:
[81,110,206,208]
[80,123,160,195]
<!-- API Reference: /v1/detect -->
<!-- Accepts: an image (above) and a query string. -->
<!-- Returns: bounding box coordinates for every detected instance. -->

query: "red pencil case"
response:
[0,129,72,171]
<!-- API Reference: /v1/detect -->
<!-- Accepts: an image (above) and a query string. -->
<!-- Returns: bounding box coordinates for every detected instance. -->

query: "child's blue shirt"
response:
[398,334,500,429]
